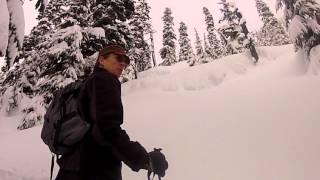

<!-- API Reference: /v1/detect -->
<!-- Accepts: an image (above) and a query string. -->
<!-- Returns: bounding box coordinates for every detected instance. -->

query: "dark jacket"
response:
[56,66,149,180]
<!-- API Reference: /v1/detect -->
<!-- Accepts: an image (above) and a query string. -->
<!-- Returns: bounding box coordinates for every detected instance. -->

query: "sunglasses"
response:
[115,54,130,65]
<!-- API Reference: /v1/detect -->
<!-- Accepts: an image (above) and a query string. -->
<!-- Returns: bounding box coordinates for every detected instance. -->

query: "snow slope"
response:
[1,45,320,180]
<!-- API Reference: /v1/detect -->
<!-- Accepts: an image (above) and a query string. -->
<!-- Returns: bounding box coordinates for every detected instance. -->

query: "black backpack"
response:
[41,79,90,180]
[41,79,90,155]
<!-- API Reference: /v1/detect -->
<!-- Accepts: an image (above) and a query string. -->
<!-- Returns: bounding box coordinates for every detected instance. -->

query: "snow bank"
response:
[0,120,52,180]
[121,76,320,180]
[123,44,298,94]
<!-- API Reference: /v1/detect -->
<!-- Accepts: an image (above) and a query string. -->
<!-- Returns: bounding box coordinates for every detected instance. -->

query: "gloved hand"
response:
[148,148,168,179]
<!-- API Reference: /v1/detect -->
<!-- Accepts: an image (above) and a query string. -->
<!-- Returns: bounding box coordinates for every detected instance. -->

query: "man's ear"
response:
[98,56,105,65]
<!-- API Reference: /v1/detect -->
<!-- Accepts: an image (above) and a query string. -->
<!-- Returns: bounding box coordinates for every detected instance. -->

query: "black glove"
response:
[148,148,168,179]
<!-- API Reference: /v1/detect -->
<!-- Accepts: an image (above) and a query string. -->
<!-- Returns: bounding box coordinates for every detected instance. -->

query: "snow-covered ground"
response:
[1,45,320,180]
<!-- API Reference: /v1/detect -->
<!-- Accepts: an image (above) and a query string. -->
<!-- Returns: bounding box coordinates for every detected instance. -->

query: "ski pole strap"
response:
[50,154,55,180]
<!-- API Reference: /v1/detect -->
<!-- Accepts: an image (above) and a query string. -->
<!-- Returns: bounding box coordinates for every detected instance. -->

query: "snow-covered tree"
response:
[0,0,61,117]
[23,20,49,50]
[1,0,25,72]
[22,0,67,58]
[0,57,39,120]
[129,0,152,76]
[235,7,259,62]
[255,0,291,46]
[160,7,177,66]
[203,33,210,62]
[277,0,320,53]
[218,0,244,55]
[178,22,194,63]
[0,0,103,129]
[218,0,259,62]
[0,0,9,57]
[276,0,320,73]
[0,0,50,72]
[18,0,94,129]
[190,28,205,66]
[35,0,49,14]
[0,0,138,129]
[203,7,223,59]
[90,0,135,50]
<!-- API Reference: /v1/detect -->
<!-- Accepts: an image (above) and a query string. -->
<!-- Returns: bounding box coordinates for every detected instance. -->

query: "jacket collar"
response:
[93,65,118,79]
[93,65,105,73]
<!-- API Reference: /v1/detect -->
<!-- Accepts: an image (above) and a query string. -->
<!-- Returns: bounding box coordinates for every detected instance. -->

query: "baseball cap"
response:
[99,45,130,64]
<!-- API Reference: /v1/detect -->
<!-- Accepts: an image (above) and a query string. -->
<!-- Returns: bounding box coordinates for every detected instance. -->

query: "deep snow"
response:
[0,45,320,180]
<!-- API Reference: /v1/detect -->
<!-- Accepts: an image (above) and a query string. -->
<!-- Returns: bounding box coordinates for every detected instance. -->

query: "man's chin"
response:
[116,71,123,77]
[118,70,124,75]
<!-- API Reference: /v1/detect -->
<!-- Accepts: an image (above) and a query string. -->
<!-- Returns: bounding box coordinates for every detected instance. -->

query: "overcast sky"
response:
[23,0,280,63]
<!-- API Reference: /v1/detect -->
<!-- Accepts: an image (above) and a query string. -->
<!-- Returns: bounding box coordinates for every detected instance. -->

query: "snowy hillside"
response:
[122,45,307,94]
[0,45,320,180]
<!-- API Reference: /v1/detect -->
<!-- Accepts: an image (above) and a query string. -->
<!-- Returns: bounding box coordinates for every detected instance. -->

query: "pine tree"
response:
[35,0,49,14]
[160,8,177,66]
[178,22,194,63]
[203,7,223,59]
[90,0,135,50]
[0,0,51,124]
[203,33,210,63]
[218,0,244,55]
[256,0,291,46]
[191,28,205,66]
[128,0,152,77]
[22,0,65,58]
[0,0,63,117]
[23,18,51,53]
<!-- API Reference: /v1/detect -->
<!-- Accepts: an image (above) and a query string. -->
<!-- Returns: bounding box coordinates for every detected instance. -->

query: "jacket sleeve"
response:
[89,73,150,172]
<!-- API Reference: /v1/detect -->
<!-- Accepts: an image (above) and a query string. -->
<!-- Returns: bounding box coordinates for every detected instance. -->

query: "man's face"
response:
[99,53,129,78]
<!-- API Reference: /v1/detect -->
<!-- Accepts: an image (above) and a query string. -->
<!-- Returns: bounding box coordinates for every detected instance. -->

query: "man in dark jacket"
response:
[56,45,168,180]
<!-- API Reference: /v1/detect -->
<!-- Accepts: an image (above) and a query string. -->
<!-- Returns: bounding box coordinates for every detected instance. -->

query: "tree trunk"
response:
[150,31,157,67]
